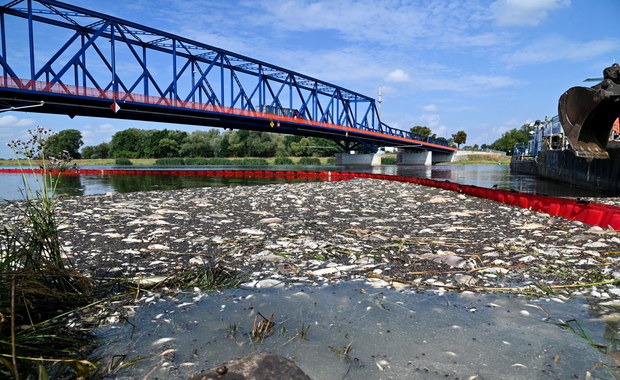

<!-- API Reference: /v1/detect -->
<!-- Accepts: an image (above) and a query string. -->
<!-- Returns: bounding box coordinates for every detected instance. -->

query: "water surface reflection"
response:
[0,164,611,201]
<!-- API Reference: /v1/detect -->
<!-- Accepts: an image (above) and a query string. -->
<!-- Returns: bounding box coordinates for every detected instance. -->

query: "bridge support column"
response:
[335,153,382,166]
[397,151,432,165]
[432,152,455,164]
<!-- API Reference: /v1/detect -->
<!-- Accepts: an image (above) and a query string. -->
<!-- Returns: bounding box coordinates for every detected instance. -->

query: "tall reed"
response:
[1,127,94,379]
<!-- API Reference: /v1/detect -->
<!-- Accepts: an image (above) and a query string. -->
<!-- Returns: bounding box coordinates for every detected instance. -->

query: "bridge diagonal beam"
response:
[87,37,131,93]
[222,55,251,109]
[113,27,167,98]
[162,57,192,100]
[48,19,112,85]
[319,91,339,124]
[41,2,79,27]
[185,54,221,106]
[264,78,287,115]
[33,30,80,81]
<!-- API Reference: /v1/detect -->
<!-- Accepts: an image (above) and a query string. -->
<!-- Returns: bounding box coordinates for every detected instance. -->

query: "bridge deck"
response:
[0,77,456,152]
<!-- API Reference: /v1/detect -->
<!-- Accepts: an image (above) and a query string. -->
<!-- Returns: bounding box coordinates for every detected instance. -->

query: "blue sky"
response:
[1,0,619,158]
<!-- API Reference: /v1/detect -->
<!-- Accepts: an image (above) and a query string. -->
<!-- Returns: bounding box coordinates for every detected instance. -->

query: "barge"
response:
[511,64,620,194]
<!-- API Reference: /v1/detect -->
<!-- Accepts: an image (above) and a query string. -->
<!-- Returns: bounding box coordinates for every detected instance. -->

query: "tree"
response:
[45,129,83,159]
[81,145,95,159]
[452,130,467,149]
[226,131,246,157]
[179,130,220,157]
[410,125,432,140]
[81,142,110,159]
[93,142,110,159]
[110,128,147,158]
[489,123,534,153]
[290,137,312,156]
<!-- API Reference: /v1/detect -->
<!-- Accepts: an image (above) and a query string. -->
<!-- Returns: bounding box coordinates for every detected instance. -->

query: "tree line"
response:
[38,124,530,161]
[81,128,344,159]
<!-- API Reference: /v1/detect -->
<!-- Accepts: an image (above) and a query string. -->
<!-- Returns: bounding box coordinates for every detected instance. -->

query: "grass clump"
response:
[114,157,133,165]
[1,127,96,379]
[154,157,185,165]
[297,157,321,165]
[273,157,294,165]
[149,265,244,291]
[381,156,397,165]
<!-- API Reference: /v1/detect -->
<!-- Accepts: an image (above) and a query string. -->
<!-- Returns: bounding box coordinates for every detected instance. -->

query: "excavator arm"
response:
[558,63,620,159]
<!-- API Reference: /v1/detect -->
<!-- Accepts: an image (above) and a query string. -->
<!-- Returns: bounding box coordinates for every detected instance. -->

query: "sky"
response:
[1,0,619,158]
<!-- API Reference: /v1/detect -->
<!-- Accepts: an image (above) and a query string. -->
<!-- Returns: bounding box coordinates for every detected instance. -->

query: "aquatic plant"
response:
[251,312,275,344]
[0,127,95,379]
[328,342,352,362]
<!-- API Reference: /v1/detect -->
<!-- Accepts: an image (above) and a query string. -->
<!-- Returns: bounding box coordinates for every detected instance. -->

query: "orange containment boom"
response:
[2,168,620,231]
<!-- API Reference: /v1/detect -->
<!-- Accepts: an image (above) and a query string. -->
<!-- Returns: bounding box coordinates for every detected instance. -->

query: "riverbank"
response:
[0,153,509,167]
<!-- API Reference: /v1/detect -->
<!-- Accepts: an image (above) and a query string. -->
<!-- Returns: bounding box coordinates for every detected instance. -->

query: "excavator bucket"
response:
[558,63,620,159]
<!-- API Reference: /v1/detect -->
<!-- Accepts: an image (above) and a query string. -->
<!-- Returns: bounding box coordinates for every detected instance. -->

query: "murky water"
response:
[92,282,619,379]
[0,164,610,202]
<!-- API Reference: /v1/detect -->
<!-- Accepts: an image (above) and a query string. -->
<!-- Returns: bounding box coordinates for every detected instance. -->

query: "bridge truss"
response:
[0,0,454,152]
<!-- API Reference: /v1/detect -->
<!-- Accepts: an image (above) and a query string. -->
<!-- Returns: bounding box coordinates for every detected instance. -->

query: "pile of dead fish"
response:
[1,178,619,306]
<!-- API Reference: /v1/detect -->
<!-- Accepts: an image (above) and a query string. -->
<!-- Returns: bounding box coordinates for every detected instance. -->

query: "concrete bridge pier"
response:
[432,151,456,164]
[335,153,382,166]
[397,151,455,165]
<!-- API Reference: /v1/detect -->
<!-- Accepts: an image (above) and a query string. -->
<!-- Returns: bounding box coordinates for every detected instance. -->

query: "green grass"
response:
[442,153,510,165]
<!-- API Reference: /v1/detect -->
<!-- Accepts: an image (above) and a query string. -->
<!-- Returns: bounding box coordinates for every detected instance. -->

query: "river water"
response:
[0,163,611,202]
[93,282,619,379]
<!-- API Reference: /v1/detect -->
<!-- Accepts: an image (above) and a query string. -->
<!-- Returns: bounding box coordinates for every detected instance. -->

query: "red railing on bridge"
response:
[0,76,455,151]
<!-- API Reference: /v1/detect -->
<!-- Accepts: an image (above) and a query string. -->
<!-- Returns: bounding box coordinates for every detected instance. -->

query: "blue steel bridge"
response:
[0,0,455,154]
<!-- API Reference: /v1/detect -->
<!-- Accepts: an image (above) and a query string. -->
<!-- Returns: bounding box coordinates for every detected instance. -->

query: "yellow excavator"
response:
[558,63,620,159]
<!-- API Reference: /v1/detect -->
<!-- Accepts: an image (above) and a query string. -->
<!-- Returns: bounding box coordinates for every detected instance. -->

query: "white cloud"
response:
[422,104,440,112]
[0,115,35,128]
[385,69,411,83]
[81,123,119,146]
[503,36,619,65]
[416,114,447,136]
[491,0,570,27]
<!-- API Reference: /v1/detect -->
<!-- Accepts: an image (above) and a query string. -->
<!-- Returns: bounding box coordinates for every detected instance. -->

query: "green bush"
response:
[112,150,140,159]
[155,157,186,165]
[297,157,321,165]
[203,158,232,165]
[274,157,294,165]
[236,158,268,165]
[115,157,133,165]
[381,156,397,165]
[184,157,211,165]
[325,157,336,165]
